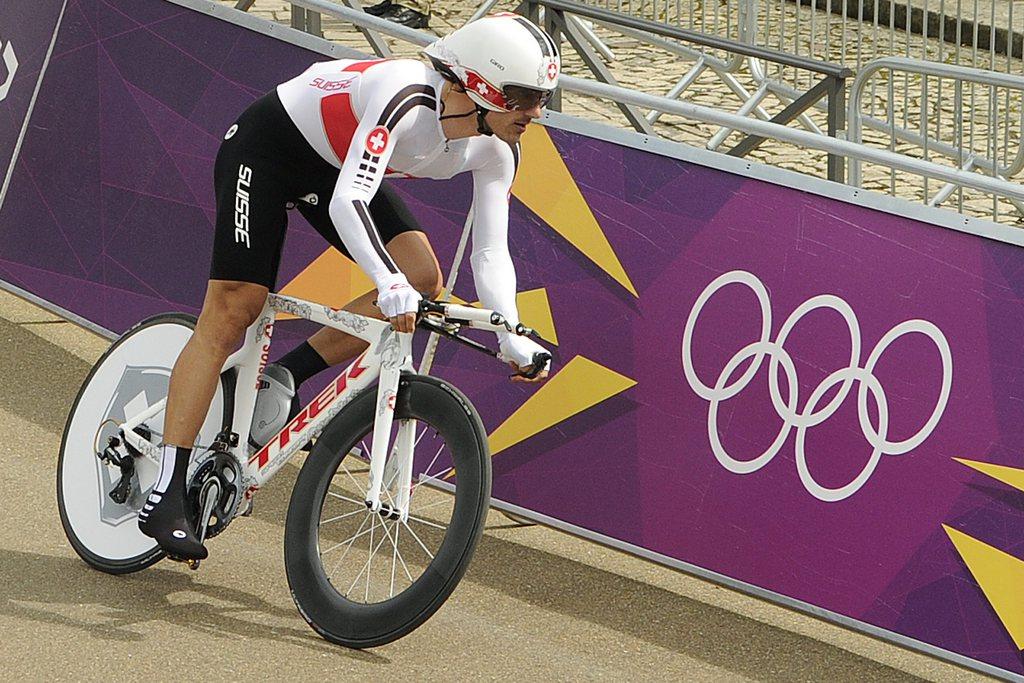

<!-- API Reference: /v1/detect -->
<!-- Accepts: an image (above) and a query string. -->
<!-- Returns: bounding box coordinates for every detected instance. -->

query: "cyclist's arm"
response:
[326,83,428,294]
[469,140,521,340]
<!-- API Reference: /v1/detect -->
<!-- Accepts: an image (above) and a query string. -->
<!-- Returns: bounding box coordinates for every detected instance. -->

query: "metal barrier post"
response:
[290,4,324,37]
[827,74,846,183]
[519,0,541,25]
[543,3,564,112]
[549,9,655,133]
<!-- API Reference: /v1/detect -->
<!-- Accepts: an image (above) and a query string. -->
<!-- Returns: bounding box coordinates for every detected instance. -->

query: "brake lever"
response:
[417,316,498,357]
[418,300,551,375]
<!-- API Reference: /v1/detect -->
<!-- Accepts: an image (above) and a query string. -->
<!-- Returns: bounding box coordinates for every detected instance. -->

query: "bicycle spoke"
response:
[339,460,367,497]
[390,520,399,597]
[378,518,414,596]
[401,519,435,560]
[326,490,366,507]
[322,513,371,559]
[366,519,374,601]
[413,424,429,449]
[342,517,382,596]
[417,443,446,486]
[406,514,447,531]
[413,466,453,493]
[323,513,373,584]
[345,516,391,598]
[409,497,451,514]
[320,508,366,526]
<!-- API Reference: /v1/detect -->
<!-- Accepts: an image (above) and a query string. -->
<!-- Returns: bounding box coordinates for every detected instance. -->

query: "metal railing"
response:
[565,0,1024,220]
[237,0,1024,207]
[521,0,852,180]
[576,0,1024,74]
[849,56,1024,219]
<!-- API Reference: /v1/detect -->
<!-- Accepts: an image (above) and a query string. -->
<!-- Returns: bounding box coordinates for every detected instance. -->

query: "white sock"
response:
[154,444,177,494]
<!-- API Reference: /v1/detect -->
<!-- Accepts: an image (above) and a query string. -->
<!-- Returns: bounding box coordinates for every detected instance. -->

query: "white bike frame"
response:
[117,292,511,522]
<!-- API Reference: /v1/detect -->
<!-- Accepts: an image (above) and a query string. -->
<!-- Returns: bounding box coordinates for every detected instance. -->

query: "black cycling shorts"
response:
[209,90,421,288]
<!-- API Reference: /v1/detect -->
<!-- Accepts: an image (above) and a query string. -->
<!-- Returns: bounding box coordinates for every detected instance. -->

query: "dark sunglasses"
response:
[503,85,554,111]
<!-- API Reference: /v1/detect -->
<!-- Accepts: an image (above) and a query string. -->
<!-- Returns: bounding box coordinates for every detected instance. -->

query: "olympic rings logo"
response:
[681,271,953,502]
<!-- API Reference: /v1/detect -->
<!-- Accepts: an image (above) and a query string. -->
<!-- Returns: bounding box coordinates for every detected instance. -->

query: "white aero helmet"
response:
[423,13,560,113]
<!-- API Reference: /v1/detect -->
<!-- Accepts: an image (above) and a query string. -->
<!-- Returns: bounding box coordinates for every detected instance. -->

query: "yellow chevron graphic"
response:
[513,125,639,297]
[452,288,558,345]
[954,458,1024,493]
[488,355,636,456]
[944,525,1024,649]
[277,249,374,319]
[514,288,558,344]
[279,252,558,343]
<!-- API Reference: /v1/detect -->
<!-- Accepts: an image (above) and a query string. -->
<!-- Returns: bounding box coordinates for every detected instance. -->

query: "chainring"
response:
[186,450,243,539]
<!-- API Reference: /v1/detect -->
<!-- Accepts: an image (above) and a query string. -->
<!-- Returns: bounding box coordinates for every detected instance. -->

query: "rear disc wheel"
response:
[57,313,227,574]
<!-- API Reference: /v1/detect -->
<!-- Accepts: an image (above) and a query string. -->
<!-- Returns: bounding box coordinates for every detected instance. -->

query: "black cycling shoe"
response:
[138,487,208,561]
[363,0,392,15]
[382,4,429,28]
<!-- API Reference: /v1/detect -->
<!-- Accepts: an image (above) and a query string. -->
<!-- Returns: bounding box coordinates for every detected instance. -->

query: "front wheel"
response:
[284,374,490,648]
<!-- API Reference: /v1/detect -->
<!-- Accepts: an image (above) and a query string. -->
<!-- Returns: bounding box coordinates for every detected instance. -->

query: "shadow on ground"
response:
[16,315,924,681]
[0,548,384,662]
[0,317,94,433]
[247,456,927,682]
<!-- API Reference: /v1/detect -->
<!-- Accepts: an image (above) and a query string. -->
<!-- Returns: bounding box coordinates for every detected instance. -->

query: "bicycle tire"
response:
[284,373,490,648]
[57,313,227,575]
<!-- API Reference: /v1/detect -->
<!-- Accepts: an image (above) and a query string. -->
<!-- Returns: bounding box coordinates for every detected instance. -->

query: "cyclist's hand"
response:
[499,336,551,383]
[377,279,421,333]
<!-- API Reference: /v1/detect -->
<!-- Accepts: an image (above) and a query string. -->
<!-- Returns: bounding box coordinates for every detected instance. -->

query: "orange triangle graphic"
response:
[944,525,1024,649]
[277,249,374,319]
[954,458,1024,494]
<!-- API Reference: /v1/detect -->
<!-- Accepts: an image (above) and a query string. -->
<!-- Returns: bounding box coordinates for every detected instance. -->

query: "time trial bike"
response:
[56,292,549,647]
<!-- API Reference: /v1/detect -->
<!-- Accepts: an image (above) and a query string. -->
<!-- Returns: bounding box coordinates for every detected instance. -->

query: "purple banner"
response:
[0,0,66,183]
[2,0,1022,676]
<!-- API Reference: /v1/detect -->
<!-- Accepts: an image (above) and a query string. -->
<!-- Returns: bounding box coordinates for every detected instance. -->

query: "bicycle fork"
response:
[365,330,416,522]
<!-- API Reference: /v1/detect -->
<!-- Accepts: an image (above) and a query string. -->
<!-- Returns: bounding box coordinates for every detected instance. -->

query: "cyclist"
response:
[138,14,560,561]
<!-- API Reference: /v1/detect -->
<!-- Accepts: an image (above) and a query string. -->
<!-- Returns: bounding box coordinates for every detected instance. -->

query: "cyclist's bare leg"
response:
[139,279,267,560]
[307,231,442,365]
[164,280,270,446]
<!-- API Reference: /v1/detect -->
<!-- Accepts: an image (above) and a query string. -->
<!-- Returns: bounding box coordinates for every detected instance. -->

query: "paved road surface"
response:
[0,289,993,681]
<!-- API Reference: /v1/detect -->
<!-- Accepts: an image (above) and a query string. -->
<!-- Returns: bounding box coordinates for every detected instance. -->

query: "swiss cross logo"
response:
[547,62,558,80]
[365,126,389,155]
[464,70,505,108]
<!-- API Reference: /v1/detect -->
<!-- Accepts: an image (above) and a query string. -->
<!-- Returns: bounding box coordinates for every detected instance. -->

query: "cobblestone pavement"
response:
[216,0,1024,224]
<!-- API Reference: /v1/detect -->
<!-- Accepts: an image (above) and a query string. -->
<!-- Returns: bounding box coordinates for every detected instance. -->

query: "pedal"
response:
[212,429,239,453]
[169,556,202,571]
